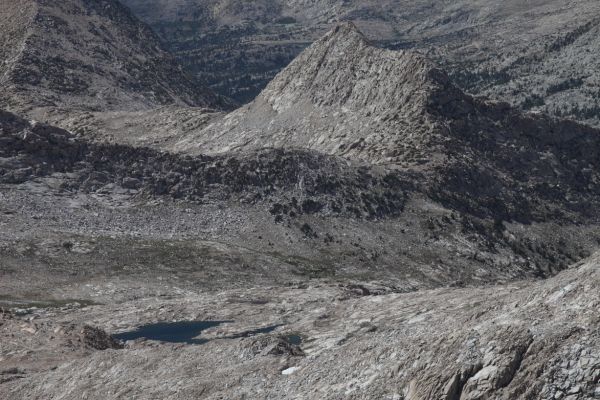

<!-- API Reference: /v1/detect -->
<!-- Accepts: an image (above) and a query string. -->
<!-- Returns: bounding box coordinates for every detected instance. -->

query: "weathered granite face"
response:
[172,23,445,162]
[0,0,231,114]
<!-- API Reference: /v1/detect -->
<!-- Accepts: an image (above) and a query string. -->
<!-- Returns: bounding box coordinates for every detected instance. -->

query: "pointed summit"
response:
[175,23,458,163]
[318,21,370,47]
[259,21,445,114]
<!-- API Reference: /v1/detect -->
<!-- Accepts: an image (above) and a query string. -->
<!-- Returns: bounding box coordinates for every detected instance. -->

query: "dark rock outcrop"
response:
[0,109,409,220]
[79,325,123,350]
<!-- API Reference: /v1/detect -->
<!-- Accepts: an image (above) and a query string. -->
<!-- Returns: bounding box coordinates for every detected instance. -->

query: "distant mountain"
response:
[465,17,600,129]
[0,0,231,115]
[120,0,600,127]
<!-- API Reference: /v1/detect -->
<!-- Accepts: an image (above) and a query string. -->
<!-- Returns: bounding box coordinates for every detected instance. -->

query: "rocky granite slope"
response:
[175,23,446,163]
[1,248,598,399]
[120,0,600,127]
[2,98,600,296]
[2,25,600,295]
[0,0,230,115]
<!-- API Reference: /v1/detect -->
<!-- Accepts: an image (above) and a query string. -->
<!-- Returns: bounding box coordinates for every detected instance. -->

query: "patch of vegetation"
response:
[522,94,545,110]
[275,16,297,24]
[545,20,597,53]
[546,78,584,95]
[300,223,318,239]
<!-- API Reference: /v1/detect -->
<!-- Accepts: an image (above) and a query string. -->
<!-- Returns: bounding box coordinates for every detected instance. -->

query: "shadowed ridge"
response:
[0,0,234,113]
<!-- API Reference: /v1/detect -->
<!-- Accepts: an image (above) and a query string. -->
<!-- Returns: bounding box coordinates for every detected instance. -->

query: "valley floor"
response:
[1,252,599,399]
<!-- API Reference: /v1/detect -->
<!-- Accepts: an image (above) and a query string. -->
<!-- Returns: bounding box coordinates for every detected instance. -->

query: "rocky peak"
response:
[175,21,600,178]
[324,21,367,42]
[174,23,462,163]
[261,21,447,114]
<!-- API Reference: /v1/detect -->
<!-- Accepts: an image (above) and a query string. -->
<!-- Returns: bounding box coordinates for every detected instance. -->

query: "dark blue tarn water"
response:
[112,321,232,344]
[286,334,302,345]
[112,321,283,345]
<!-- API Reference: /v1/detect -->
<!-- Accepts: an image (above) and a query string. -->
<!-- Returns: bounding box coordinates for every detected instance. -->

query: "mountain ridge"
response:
[174,22,457,164]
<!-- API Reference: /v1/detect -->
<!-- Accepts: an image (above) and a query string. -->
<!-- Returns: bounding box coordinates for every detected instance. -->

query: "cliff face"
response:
[0,0,231,113]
